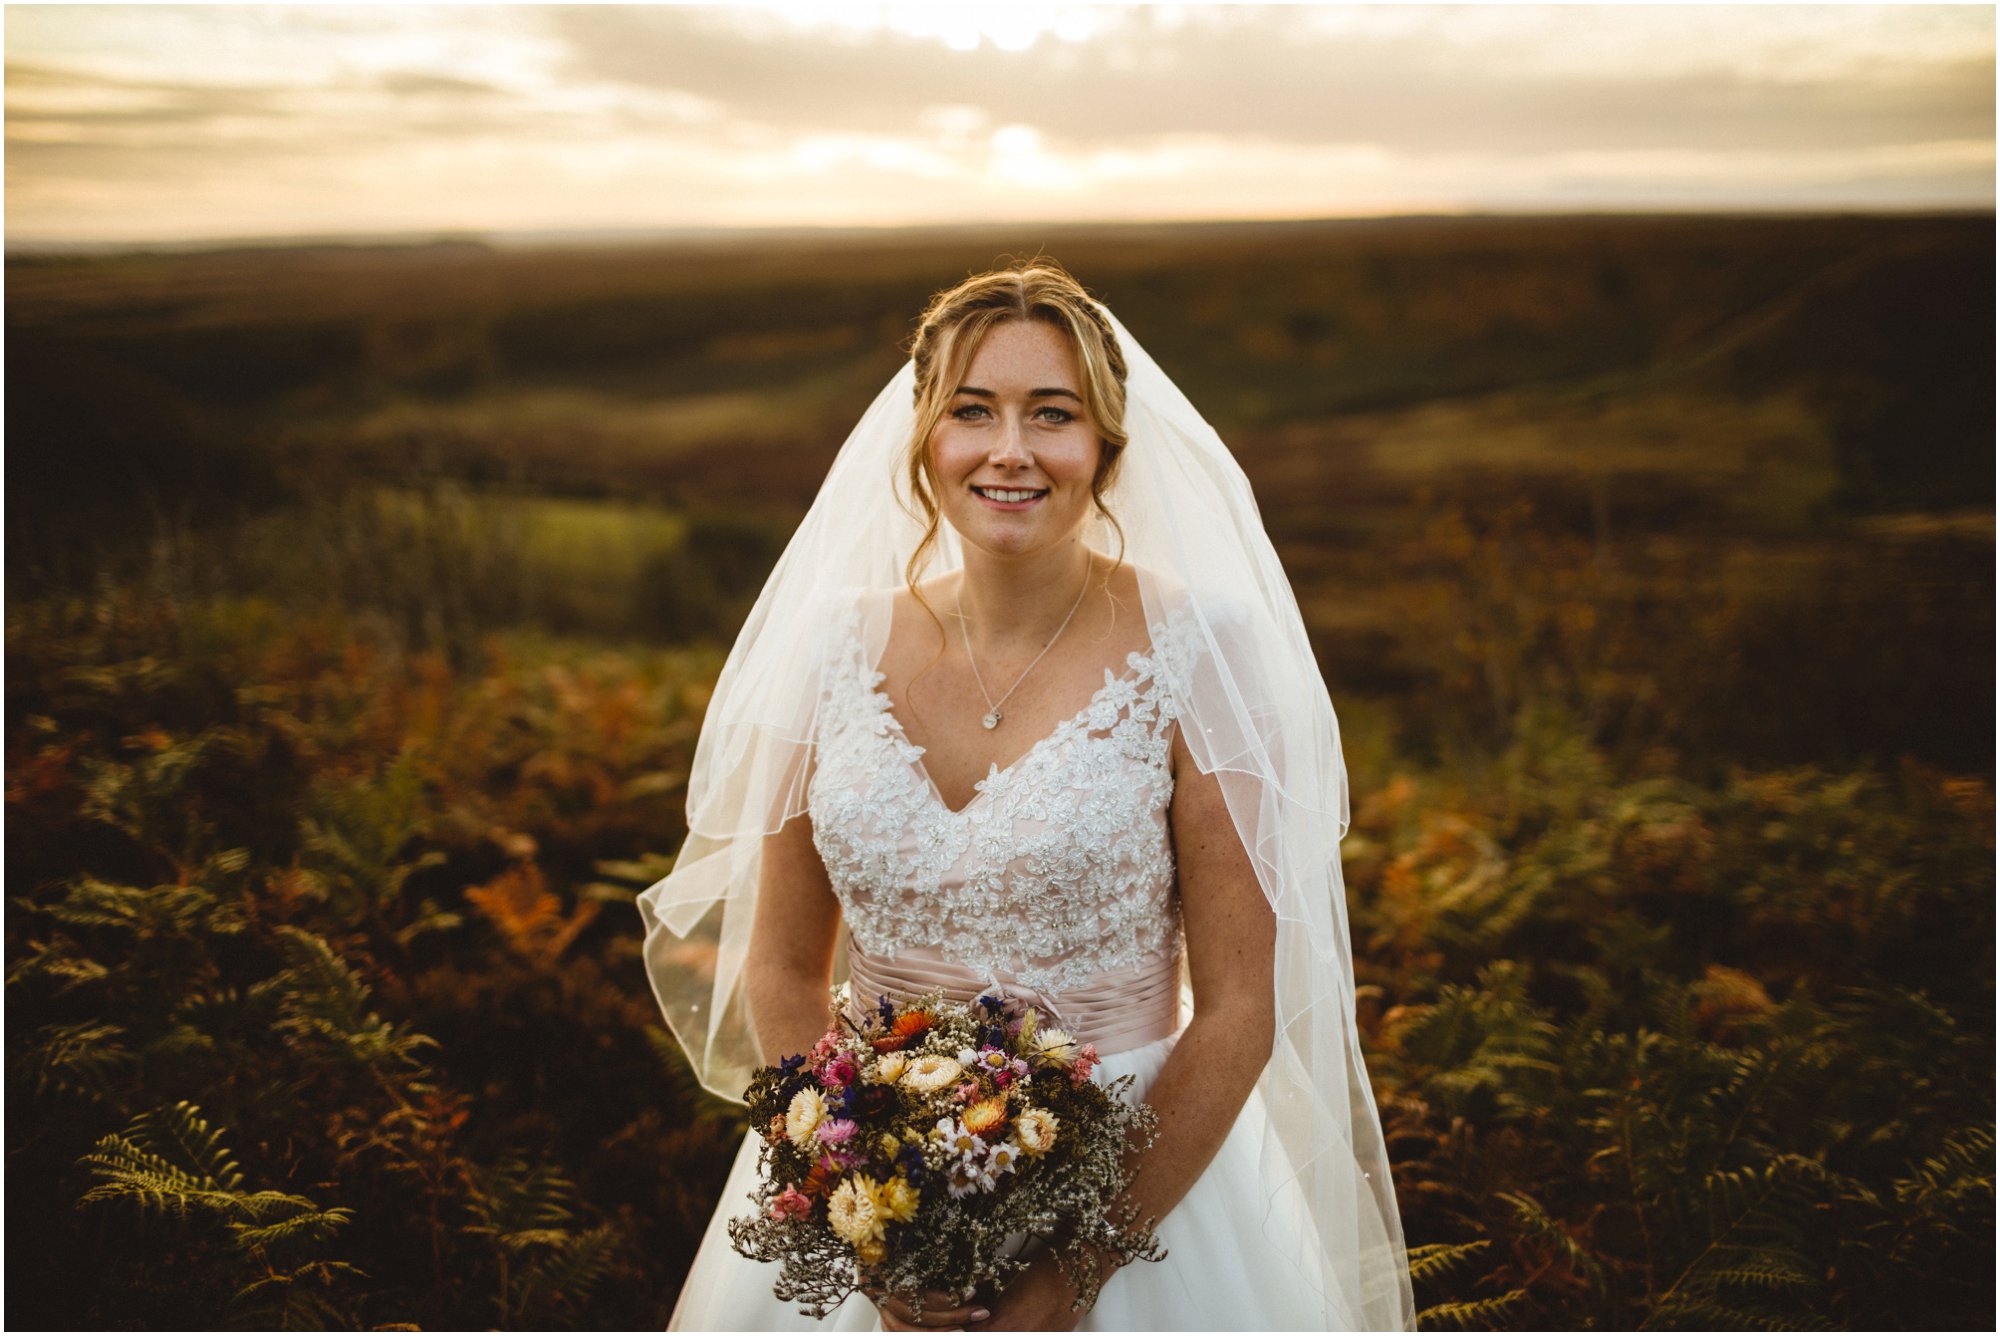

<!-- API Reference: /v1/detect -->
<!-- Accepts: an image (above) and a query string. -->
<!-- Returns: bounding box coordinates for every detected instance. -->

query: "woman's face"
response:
[929,319,1102,561]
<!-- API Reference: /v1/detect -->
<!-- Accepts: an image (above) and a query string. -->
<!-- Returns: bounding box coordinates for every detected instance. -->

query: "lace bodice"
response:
[807,596,1198,993]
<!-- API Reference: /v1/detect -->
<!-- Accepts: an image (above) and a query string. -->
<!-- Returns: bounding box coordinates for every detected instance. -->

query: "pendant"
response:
[982,709,1002,730]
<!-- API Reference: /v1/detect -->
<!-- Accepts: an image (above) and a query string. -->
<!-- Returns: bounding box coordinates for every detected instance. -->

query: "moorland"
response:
[6,212,1993,1329]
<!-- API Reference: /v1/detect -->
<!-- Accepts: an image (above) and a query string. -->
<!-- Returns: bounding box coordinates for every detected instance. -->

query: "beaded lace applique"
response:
[807,598,1199,992]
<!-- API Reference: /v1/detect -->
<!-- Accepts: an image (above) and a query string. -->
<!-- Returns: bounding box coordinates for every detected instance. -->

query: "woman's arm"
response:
[743,810,846,1065]
[976,721,1277,1330]
[754,812,991,1333]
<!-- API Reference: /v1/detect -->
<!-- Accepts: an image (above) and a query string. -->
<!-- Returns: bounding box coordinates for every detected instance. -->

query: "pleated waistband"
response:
[842,940,1183,1057]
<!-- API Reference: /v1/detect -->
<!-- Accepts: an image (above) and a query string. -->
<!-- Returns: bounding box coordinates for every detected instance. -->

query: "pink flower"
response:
[953,1082,980,1104]
[771,1186,813,1221]
[1070,1043,1100,1081]
[815,1118,859,1146]
[822,1054,860,1088]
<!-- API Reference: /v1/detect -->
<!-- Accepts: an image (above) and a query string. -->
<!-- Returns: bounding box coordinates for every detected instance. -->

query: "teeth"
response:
[977,486,1044,503]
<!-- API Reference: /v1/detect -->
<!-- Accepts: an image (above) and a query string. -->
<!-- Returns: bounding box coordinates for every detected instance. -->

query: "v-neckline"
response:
[869,653,1153,820]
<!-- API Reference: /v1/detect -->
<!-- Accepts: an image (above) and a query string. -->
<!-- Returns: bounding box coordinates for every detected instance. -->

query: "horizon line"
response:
[8,204,1993,259]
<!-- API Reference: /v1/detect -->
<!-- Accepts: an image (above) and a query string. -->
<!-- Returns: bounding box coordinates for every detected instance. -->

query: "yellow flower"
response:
[900,1055,964,1094]
[828,1174,884,1247]
[875,1052,909,1084]
[785,1087,828,1150]
[1017,1107,1059,1155]
[855,1236,886,1266]
[877,1175,920,1223]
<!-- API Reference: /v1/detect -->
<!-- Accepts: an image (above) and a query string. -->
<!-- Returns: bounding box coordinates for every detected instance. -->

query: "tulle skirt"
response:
[666,1030,1360,1331]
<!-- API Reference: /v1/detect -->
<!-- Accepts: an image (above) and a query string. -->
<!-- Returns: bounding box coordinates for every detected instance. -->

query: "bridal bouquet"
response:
[727,990,1165,1320]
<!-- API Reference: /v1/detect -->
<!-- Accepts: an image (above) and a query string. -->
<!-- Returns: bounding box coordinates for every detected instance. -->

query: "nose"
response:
[990,416,1031,467]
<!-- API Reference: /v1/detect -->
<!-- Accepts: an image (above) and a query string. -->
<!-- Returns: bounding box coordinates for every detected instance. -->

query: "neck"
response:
[956,539,1096,649]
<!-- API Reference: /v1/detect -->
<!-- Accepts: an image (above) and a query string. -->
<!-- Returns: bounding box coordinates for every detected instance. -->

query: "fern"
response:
[1406,1237,1492,1286]
[1419,1286,1528,1330]
[1893,1122,1994,1213]
[6,938,111,992]
[515,1223,619,1327]
[467,1153,578,1243]
[269,925,439,1070]
[299,747,447,928]
[1643,1156,1828,1329]
[77,1101,365,1327]
[31,875,246,939]
[78,1100,246,1217]
[1497,1190,1606,1293]
[230,1202,357,1249]
[228,1259,370,1331]
[13,1020,137,1103]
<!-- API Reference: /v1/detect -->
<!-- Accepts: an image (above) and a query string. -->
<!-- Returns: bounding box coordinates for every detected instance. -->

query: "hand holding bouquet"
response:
[727,990,1165,1320]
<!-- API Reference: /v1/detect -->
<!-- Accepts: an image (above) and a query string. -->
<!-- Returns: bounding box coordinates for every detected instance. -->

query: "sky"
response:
[4,3,1994,246]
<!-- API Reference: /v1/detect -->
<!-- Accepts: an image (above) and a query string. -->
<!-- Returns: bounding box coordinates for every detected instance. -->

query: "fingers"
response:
[871,1289,988,1330]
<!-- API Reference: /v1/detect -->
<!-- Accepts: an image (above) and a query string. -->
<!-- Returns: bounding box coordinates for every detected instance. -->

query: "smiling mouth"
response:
[972,485,1049,504]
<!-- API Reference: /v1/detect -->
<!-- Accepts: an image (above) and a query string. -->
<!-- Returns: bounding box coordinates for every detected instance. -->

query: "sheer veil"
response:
[635,306,1416,1330]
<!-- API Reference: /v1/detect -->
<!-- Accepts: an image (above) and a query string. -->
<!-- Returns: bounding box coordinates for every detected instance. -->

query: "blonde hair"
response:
[900,260,1130,641]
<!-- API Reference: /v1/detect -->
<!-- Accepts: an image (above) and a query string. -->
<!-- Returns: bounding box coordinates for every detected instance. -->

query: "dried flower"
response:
[786,1087,828,1150]
[815,1117,859,1147]
[900,1054,963,1094]
[828,1174,883,1247]
[800,1153,842,1199]
[1070,1043,1100,1081]
[1034,1028,1080,1066]
[872,1009,935,1053]
[963,1095,1009,1137]
[1017,1107,1059,1154]
[729,990,1163,1321]
[934,1115,988,1161]
[877,1175,920,1223]
[770,1186,813,1221]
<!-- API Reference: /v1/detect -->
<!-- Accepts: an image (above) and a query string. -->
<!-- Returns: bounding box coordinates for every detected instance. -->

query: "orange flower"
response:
[962,1095,1009,1137]
[801,1154,842,1200]
[872,1009,935,1053]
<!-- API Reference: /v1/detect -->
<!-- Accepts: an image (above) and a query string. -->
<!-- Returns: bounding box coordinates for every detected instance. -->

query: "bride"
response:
[636,264,1414,1331]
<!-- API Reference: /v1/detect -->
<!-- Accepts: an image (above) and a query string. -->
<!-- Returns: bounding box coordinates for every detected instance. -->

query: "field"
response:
[6,213,1993,1329]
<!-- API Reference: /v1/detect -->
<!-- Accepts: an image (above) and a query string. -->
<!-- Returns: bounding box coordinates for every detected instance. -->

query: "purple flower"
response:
[814,1118,859,1146]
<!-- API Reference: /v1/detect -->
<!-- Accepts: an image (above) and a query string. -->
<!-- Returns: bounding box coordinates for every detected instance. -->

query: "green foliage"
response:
[6,585,736,1329]
[1359,708,1993,1331]
[78,1101,365,1330]
[467,1156,621,1328]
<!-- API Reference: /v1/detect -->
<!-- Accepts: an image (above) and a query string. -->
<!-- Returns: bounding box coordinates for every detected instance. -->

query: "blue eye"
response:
[951,404,990,421]
[1037,406,1075,423]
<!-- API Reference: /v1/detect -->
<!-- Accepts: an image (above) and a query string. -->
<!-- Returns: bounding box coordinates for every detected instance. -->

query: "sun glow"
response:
[4,3,1989,246]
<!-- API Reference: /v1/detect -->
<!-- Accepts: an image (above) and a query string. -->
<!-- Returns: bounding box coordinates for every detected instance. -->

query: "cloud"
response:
[538,5,1993,155]
[2,4,1990,244]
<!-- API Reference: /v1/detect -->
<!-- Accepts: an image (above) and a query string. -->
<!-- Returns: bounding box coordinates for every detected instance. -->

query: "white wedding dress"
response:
[668,592,1363,1332]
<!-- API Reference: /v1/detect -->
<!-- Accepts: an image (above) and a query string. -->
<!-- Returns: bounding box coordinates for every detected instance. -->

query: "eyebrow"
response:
[954,385,1085,402]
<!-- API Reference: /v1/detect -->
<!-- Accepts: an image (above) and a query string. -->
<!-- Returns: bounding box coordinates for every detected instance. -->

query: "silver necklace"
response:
[956,560,1093,731]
